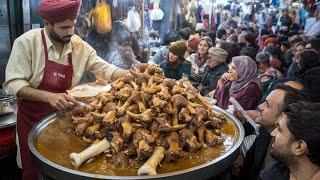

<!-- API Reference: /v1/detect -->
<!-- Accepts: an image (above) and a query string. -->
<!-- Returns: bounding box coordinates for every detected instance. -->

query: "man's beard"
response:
[120,50,135,63]
[270,145,296,165]
[49,27,72,44]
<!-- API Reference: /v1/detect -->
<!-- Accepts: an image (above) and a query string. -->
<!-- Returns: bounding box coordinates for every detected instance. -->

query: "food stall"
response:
[0,0,246,179]
[28,64,244,179]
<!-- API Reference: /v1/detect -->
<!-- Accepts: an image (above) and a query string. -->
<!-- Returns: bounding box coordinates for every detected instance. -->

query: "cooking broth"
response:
[36,117,238,176]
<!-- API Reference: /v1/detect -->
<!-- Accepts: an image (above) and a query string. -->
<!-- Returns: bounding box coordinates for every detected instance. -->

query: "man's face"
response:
[222,33,228,41]
[47,19,76,44]
[294,45,305,64]
[256,90,285,130]
[280,45,287,52]
[119,44,135,62]
[270,115,296,165]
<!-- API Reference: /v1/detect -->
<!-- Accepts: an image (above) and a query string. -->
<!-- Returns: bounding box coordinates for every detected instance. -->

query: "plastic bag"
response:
[127,7,141,32]
[90,0,112,35]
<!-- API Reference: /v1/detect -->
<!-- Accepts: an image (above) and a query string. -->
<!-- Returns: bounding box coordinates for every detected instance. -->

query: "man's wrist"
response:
[41,91,52,103]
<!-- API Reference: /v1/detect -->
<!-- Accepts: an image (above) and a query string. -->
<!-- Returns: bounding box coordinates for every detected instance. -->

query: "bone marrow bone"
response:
[70,138,110,169]
[138,146,165,176]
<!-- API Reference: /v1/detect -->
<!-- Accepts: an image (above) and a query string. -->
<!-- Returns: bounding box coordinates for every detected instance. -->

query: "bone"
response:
[70,138,110,169]
[137,146,165,176]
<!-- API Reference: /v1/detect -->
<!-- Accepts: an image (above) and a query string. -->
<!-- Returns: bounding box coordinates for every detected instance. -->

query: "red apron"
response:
[17,29,73,180]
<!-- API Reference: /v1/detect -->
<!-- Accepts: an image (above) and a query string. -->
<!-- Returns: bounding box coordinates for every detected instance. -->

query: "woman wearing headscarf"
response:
[188,36,213,86]
[160,41,191,80]
[198,47,229,96]
[215,56,262,110]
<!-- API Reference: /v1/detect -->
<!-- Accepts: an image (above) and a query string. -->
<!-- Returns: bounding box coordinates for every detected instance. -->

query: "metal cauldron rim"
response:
[28,105,245,179]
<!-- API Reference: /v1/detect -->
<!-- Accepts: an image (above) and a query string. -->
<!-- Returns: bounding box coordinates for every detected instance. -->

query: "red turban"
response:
[264,37,277,46]
[38,0,82,23]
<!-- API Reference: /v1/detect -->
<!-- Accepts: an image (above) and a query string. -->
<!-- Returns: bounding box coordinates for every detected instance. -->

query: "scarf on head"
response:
[230,56,261,93]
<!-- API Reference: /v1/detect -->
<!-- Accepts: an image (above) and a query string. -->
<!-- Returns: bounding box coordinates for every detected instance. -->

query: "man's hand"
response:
[132,63,149,72]
[45,92,76,110]
[111,69,130,81]
[17,86,76,111]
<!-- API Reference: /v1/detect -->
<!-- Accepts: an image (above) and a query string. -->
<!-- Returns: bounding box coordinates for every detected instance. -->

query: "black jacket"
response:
[239,127,272,180]
[259,160,290,180]
[199,64,228,96]
[300,67,320,102]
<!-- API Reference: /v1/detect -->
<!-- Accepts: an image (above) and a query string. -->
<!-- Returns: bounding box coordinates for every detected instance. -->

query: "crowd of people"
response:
[93,3,320,179]
[148,2,320,180]
[70,1,320,179]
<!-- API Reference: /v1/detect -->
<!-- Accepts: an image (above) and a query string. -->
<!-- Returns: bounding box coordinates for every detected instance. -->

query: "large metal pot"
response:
[28,106,244,180]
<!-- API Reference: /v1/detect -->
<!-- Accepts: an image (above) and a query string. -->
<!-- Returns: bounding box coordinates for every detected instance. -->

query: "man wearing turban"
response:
[3,1,129,179]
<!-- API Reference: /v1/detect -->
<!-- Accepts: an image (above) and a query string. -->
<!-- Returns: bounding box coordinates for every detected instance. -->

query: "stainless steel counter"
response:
[0,103,17,129]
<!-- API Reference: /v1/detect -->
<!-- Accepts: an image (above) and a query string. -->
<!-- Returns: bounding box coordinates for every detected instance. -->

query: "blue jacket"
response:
[160,60,191,80]
[199,64,228,95]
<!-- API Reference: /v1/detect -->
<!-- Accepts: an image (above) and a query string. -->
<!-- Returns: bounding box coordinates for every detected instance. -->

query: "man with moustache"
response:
[259,102,320,180]
[104,24,140,70]
[3,0,128,179]
[238,81,307,180]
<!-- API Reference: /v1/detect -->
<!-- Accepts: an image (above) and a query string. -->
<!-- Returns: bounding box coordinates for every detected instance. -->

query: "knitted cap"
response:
[208,47,228,63]
[187,35,201,52]
[169,40,187,57]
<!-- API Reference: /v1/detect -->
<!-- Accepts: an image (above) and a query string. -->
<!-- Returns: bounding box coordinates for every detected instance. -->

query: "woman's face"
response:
[258,62,269,73]
[168,52,179,62]
[198,40,210,54]
[207,59,220,68]
[228,63,238,81]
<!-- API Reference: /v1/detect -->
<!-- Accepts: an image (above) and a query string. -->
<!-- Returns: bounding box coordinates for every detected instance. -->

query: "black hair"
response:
[247,27,255,34]
[178,27,192,41]
[261,28,271,36]
[299,49,320,74]
[206,31,216,46]
[264,45,285,65]
[275,83,309,110]
[111,22,132,45]
[244,32,257,46]
[289,37,303,47]
[220,41,241,64]
[283,101,320,166]
[216,29,227,39]
[256,52,270,65]
[280,41,291,49]
[306,38,320,52]
[295,41,306,48]
[163,31,180,46]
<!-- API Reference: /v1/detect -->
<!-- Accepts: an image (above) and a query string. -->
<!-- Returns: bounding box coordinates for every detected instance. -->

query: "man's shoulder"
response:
[71,34,84,44]
[14,28,41,44]
[71,34,94,52]
[259,160,289,180]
